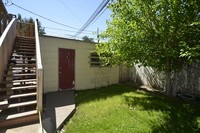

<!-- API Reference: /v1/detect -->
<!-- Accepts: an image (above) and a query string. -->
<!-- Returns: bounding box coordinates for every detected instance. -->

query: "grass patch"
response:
[63,84,200,133]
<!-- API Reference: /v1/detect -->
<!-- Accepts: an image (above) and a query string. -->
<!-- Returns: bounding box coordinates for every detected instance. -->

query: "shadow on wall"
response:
[172,61,200,94]
[119,61,200,95]
[119,64,165,90]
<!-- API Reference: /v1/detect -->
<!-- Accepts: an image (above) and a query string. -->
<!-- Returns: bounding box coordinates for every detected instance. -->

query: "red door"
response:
[59,48,75,90]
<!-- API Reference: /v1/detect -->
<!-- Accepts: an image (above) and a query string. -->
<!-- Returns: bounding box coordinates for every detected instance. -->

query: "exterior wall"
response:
[39,36,119,93]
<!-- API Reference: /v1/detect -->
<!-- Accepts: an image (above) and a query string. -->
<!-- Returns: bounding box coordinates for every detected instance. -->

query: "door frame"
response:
[58,48,75,91]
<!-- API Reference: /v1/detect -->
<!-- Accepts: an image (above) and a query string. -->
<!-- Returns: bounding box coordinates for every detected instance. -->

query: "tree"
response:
[97,0,200,96]
[82,36,94,43]
[17,14,46,35]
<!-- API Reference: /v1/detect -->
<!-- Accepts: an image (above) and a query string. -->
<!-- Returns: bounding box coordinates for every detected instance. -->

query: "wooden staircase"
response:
[0,36,39,128]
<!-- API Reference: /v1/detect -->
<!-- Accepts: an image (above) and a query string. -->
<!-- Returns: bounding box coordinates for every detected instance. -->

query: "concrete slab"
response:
[0,123,40,133]
[43,90,75,132]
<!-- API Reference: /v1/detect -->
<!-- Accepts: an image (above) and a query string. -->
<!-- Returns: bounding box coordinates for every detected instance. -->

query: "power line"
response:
[56,0,82,23]
[87,7,108,29]
[44,26,95,35]
[46,31,94,40]
[73,0,109,36]
[10,2,89,31]
[73,0,110,37]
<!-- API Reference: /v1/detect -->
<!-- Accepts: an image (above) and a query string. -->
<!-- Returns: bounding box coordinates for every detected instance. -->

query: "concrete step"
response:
[0,110,38,129]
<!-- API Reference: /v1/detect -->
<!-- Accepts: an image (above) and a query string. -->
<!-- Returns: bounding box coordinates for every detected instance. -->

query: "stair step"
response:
[6,73,36,77]
[12,54,35,58]
[17,42,35,44]
[13,79,36,83]
[0,85,36,91]
[8,68,36,72]
[13,52,35,55]
[9,62,36,65]
[12,85,37,90]
[0,100,37,110]
[13,81,36,85]
[3,79,36,84]
[12,70,36,73]
[0,110,38,128]
[17,39,35,41]
[17,39,35,42]
[16,44,35,47]
[11,58,36,61]
[0,100,8,106]
[14,48,36,51]
[0,92,37,101]
[9,64,36,67]
[15,45,35,49]
[0,110,37,120]
[17,36,35,40]
[9,67,36,71]
[14,47,35,50]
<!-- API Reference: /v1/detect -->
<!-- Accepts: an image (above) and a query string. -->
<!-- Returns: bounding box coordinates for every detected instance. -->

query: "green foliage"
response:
[17,13,46,35]
[97,0,200,71]
[37,20,46,35]
[82,35,94,43]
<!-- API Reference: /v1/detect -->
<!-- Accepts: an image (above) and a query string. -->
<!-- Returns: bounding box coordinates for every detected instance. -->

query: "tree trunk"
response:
[166,71,172,96]
[165,59,177,97]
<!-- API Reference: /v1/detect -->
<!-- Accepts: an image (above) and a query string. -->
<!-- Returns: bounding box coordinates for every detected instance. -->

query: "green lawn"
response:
[63,84,200,133]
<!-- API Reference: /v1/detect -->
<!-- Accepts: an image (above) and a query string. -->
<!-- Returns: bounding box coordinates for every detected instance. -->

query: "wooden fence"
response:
[17,21,35,37]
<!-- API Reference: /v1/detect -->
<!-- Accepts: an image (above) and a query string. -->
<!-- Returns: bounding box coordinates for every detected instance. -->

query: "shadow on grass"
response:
[123,91,200,133]
[75,84,136,105]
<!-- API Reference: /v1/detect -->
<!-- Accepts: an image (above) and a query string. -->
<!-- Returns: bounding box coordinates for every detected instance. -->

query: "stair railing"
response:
[0,14,13,36]
[0,18,17,83]
[35,19,43,112]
